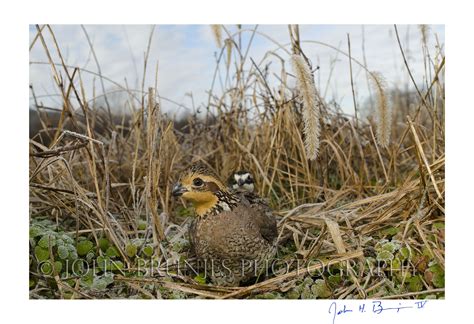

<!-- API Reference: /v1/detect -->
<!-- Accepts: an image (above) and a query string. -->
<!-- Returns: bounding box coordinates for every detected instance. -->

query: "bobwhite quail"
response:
[172,163,277,286]
[227,170,255,192]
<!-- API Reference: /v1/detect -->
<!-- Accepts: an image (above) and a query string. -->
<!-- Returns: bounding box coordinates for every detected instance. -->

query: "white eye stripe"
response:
[234,173,251,182]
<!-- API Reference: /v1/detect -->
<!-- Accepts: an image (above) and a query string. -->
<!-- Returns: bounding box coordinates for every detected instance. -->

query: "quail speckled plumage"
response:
[172,163,277,286]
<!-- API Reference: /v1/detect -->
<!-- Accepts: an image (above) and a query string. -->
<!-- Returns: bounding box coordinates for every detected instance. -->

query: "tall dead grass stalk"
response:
[370,71,391,148]
[291,53,321,160]
[225,38,232,71]
[210,25,222,48]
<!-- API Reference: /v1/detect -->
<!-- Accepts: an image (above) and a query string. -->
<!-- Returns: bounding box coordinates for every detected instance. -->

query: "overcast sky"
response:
[29,24,445,117]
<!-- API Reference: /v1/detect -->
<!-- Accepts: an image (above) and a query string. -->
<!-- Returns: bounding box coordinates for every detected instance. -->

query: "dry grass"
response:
[210,24,223,48]
[369,71,391,148]
[29,24,445,299]
[291,53,321,160]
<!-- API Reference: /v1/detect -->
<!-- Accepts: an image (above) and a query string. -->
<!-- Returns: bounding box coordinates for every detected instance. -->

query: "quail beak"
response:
[172,183,188,197]
[237,179,245,186]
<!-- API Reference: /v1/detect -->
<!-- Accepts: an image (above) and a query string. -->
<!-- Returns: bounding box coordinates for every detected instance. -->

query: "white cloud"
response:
[29,24,445,116]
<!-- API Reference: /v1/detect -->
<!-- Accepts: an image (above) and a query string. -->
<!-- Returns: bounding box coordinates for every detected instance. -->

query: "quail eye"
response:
[246,177,253,184]
[193,178,204,187]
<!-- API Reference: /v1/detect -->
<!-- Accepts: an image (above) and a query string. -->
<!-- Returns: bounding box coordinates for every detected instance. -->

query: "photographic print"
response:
[29,24,445,300]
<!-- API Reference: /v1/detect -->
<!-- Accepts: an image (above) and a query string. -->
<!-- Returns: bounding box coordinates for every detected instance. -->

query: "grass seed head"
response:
[370,71,391,148]
[210,25,222,48]
[291,53,321,160]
